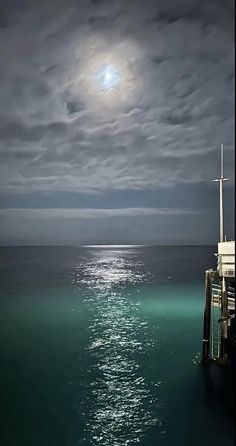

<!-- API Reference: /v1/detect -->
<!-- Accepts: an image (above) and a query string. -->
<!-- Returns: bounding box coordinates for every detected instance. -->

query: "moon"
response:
[96,64,120,91]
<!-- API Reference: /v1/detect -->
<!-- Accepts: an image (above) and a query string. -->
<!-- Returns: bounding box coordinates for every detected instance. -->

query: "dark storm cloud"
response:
[0,0,234,243]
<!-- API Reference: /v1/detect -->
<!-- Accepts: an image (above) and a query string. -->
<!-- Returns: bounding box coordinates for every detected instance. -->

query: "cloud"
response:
[0,206,212,245]
[0,207,200,219]
[0,0,234,243]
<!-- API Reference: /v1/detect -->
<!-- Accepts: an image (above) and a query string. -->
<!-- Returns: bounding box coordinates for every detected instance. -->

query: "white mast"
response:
[213,144,229,242]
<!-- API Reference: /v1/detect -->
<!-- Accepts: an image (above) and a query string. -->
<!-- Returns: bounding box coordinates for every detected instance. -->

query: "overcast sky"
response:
[0,0,234,245]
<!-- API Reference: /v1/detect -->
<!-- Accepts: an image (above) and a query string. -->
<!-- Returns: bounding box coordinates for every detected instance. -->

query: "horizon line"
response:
[0,243,220,248]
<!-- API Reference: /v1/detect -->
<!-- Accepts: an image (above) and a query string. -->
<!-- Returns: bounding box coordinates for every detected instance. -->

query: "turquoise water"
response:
[0,246,234,445]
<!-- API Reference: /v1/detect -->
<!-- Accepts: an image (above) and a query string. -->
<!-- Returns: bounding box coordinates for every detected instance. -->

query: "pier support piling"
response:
[202,270,213,362]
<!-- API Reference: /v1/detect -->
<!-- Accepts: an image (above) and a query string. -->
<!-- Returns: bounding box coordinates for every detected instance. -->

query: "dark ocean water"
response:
[0,246,234,446]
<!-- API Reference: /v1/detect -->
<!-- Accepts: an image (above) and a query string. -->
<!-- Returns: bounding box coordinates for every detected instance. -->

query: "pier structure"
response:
[202,145,235,364]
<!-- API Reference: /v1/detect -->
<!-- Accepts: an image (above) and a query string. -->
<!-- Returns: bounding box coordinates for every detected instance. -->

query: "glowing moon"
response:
[96,64,120,91]
[76,47,139,112]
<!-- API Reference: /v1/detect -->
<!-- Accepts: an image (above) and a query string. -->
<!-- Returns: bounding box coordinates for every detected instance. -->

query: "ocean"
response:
[0,245,234,446]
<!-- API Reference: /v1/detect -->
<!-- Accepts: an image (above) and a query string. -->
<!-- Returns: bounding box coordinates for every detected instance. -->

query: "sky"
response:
[0,0,234,245]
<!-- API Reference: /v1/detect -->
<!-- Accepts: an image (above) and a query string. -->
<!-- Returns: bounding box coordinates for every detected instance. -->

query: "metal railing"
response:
[210,283,221,359]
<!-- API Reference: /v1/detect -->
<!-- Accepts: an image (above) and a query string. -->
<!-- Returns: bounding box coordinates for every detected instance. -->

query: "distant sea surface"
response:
[0,246,234,446]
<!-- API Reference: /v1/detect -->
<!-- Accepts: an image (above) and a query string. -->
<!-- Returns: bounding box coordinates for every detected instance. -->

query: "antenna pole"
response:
[220,144,224,242]
[213,144,229,243]
[221,143,224,178]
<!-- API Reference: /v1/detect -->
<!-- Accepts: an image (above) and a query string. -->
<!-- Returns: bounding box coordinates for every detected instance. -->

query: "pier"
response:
[202,144,235,364]
[202,241,235,363]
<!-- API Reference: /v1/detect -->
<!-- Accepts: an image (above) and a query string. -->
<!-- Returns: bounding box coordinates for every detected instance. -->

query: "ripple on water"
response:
[74,253,162,445]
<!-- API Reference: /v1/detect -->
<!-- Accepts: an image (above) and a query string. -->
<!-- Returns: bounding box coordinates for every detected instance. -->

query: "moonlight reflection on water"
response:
[75,251,161,445]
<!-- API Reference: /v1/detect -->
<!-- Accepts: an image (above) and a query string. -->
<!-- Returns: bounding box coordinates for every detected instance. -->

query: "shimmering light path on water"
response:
[0,246,234,445]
